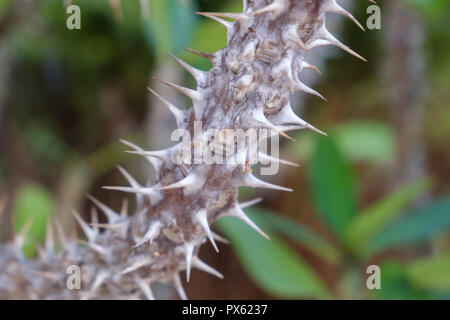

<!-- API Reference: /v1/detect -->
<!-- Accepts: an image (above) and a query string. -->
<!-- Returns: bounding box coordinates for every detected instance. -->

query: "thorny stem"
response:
[0,0,370,299]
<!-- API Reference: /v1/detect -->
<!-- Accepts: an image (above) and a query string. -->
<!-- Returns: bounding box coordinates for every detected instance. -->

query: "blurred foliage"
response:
[12,183,54,257]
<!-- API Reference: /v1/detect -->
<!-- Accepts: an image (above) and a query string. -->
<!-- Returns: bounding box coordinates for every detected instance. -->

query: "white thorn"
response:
[167,52,208,86]
[120,256,153,275]
[185,48,217,63]
[223,203,270,240]
[157,172,205,196]
[71,210,97,243]
[119,139,164,170]
[192,256,224,279]
[13,217,35,251]
[239,197,263,209]
[147,87,186,128]
[134,276,155,300]
[184,243,195,282]
[250,108,295,141]
[301,61,322,75]
[78,239,110,256]
[325,0,365,31]
[90,207,99,234]
[258,151,299,167]
[173,273,188,300]
[45,219,55,254]
[153,77,202,103]
[196,12,233,30]
[87,195,121,224]
[211,232,229,244]
[294,80,327,101]
[54,217,68,247]
[134,221,162,248]
[239,172,293,192]
[269,104,327,136]
[120,198,128,218]
[309,25,367,62]
[116,166,144,205]
[195,210,218,253]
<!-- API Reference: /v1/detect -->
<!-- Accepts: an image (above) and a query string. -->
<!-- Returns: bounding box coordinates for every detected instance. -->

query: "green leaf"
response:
[254,208,340,265]
[291,120,395,165]
[216,211,330,299]
[12,183,55,257]
[144,0,198,60]
[406,254,450,290]
[365,197,450,256]
[346,178,432,255]
[333,121,395,165]
[406,0,450,20]
[308,136,356,240]
[374,261,428,300]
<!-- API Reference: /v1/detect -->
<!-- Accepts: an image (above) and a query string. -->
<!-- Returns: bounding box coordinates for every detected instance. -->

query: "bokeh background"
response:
[0,0,450,299]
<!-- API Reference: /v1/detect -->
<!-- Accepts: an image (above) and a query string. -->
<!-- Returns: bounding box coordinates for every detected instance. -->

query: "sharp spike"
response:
[120,256,153,275]
[120,198,128,218]
[90,207,99,234]
[192,256,224,279]
[54,218,68,248]
[310,25,367,62]
[239,172,293,192]
[45,219,55,254]
[173,273,188,300]
[147,87,186,128]
[222,203,270,239]
[326,0,365,31]
[71,210,97,242]
[184,243,194,282]
[102,185,154,196]
[116,166,144,206]
[119,139,164,170]
[301,61,322,75]
[258,151,299,167]
[78,239,110,256]
[87,195,121,224]
[197,11,249,23]
[14,217,35,250]
[125,149,171,160]
[167,52,208,86]
[102,185,162,206]
[294,80,327,101]
[153,77,202,102]
[185,48,216,63]
[134,276,155,300]
[239,197,263,209]
[250,108,295,141]
[195,210,218,252]
[269,104,327,136]
[157,172,205,195]
[211,232,229,244]
[133,221,162,248]
[196,12,233,30]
